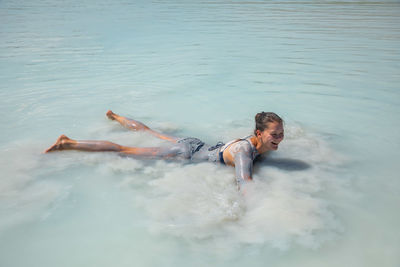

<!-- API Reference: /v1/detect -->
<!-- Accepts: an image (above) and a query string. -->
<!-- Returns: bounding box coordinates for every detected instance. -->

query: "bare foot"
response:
[44,135,71,153]
[106,110,116,120]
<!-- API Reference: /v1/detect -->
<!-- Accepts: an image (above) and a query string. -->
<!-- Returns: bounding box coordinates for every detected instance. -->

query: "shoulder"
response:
[229,139,253,154]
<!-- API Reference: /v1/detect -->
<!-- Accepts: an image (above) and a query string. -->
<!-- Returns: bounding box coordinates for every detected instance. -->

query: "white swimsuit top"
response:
[219,135,259,164]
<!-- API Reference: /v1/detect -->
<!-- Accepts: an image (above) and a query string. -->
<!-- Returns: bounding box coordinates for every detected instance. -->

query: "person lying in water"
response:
[45,111,284,189]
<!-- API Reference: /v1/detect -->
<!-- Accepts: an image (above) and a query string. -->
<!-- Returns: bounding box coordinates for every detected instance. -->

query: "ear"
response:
[256,129,262,137]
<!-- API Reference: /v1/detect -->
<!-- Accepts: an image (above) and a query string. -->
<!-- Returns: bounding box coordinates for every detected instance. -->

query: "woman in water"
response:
[45,111,284,189]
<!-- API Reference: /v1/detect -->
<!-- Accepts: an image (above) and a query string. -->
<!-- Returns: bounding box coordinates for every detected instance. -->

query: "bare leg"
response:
[44,135,183,159]
[106,110,178,142]
[45,135,122,153]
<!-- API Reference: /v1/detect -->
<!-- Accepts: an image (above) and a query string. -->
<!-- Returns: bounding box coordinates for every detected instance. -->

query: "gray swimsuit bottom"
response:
[177,136,258,163]
[177,137,223,162]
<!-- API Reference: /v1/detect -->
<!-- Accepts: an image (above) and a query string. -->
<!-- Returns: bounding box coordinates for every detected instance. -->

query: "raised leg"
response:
[106,110,178,142]
[44,135,185,159]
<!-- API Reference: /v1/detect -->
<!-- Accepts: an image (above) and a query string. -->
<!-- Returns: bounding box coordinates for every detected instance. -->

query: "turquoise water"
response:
[1,0,399,266]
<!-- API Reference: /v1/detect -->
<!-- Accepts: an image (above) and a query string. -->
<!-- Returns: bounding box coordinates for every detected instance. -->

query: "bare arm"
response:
[233,145,254,190]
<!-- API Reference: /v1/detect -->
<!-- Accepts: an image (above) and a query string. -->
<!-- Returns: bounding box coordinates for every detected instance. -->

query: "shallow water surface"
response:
[1,1,399,267]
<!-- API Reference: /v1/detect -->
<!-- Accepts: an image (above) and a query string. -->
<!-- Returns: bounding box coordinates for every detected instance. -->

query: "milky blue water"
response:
[1,0,399,266]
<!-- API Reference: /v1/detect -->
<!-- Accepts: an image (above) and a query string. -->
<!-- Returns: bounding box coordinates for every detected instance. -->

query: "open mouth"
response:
[271,141,279,147]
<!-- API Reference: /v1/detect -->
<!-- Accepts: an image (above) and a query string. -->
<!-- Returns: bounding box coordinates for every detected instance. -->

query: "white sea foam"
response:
[0,123,344,253]
[0,141,67,233]
[109,123,344,251]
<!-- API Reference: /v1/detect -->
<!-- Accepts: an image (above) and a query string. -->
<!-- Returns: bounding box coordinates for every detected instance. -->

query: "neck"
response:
[250,136,268,154]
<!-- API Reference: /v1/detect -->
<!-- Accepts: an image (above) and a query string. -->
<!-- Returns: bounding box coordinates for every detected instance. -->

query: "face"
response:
[256,121,284,152]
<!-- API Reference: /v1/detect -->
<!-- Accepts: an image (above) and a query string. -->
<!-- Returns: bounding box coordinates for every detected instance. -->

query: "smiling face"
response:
[256,121,284,153]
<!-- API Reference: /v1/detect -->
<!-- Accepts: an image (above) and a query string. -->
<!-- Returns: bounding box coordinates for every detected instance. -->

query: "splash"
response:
[123,123,344,251]
[0,124,344,252]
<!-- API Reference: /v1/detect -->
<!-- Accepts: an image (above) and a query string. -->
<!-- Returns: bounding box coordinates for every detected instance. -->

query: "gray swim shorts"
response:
[177,137,205,159]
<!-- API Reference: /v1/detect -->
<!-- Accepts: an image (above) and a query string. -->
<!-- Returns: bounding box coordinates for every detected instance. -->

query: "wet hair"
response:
[254,112,283,135]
